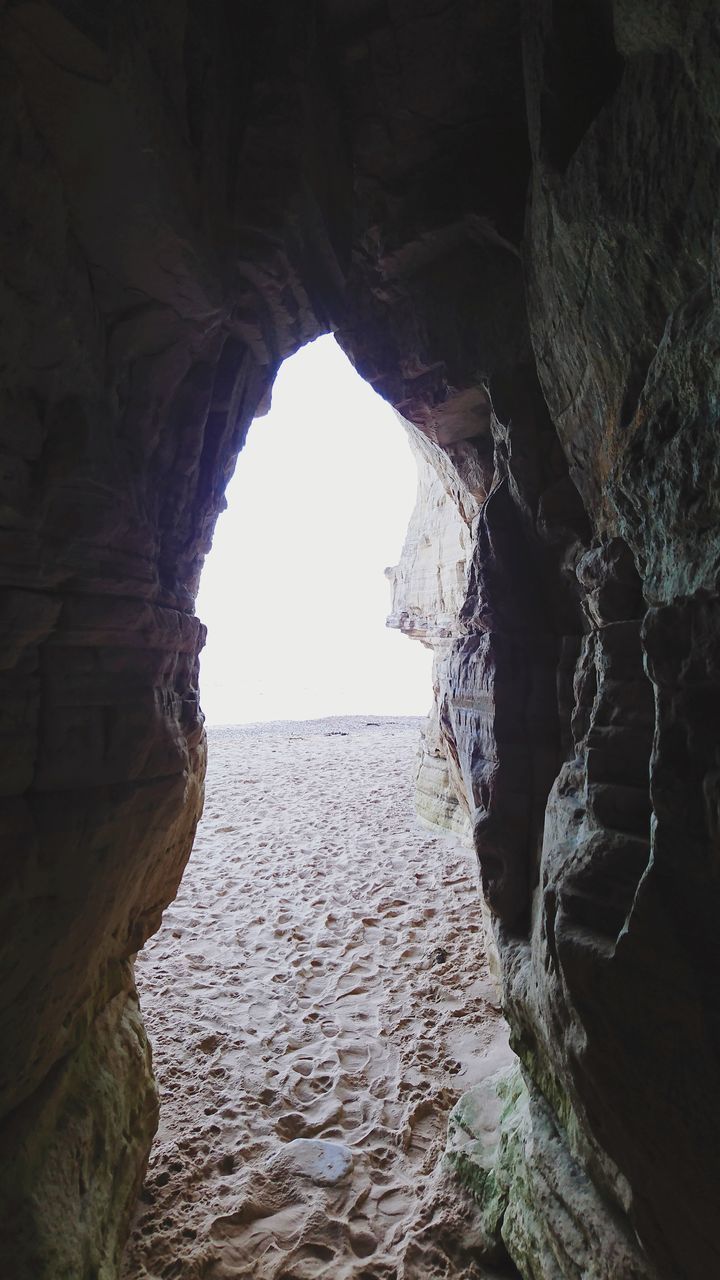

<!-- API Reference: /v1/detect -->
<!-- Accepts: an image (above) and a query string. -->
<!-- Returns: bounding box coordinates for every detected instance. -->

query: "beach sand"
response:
[122,717,509,1280]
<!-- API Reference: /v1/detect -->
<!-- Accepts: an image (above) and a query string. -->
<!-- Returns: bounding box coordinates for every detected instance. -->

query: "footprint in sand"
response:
[122,720,509,1280]
[338,1045,370,1075]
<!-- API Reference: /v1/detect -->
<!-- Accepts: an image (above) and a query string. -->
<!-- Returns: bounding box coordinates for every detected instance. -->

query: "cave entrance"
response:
[122,336,509,1280]
[197,333,433,724]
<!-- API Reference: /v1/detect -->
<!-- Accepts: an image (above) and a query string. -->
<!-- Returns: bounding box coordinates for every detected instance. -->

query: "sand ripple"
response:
[122,718,509,1280]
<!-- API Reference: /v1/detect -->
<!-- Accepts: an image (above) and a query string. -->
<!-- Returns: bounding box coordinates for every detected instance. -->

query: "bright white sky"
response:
[196,334,434,724]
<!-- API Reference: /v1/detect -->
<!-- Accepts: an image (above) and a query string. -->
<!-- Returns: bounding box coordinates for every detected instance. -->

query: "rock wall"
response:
[505,6,720,1272]
[0,6,346,1273]
[385,414,480,841]
[1,2,719,1277]
[345,4,720,1275]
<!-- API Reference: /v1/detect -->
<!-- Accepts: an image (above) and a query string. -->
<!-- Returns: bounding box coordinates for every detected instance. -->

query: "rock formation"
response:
[1,2,719,1277]
[386,414,481,841]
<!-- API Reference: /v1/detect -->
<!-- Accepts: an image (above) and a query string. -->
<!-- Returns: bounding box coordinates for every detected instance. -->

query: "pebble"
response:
[267,1138,354,1185]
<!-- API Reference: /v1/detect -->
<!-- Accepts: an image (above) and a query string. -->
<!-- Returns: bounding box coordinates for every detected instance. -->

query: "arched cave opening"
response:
[196,334,433,725]
[120,333,516,1278]
[3,4,720,1280]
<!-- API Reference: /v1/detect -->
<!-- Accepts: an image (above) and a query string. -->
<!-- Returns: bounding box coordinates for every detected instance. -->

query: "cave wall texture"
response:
[1,1,719,1277]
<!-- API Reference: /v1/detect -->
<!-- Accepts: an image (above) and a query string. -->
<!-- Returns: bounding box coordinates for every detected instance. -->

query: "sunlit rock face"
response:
[1,1,719,1277]
[386,414,481,842]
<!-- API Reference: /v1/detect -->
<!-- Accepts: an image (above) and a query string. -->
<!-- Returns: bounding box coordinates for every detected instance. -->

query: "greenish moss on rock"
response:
[0,974,157,1280]
[445,1066,517,1265]
[446,1063,657,1279]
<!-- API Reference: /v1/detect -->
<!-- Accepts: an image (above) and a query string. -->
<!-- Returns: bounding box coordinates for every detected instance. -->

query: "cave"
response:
[195,333,435,726]
[1,2,719,1278]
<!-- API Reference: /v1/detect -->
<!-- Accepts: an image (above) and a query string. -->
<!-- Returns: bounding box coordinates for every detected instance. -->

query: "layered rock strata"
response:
[386,414,481,842]
[0,6,347,1273]
[1,2,719,1278]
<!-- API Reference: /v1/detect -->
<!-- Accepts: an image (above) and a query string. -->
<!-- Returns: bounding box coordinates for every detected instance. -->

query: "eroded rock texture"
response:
[386,414,480,841]
[1,1,719,1277]
[0,6,346,1273]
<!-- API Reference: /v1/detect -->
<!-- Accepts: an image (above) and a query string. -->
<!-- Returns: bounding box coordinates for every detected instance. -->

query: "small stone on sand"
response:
[122,719,508,1279]
[268,1138,354,1185]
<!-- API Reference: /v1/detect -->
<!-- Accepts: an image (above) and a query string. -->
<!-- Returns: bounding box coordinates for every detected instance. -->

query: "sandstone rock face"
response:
[0,5,347,1273]
[0,974,158,1278]
[448,1064,655,1280]
[386,414,481,842]
[1,2,720,1278]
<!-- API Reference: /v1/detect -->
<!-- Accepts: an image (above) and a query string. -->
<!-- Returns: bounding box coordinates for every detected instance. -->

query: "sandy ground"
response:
[122,718,509,1280]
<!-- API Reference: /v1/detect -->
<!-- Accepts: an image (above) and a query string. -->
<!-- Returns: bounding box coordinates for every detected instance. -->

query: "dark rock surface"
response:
[1,2,719,1277]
